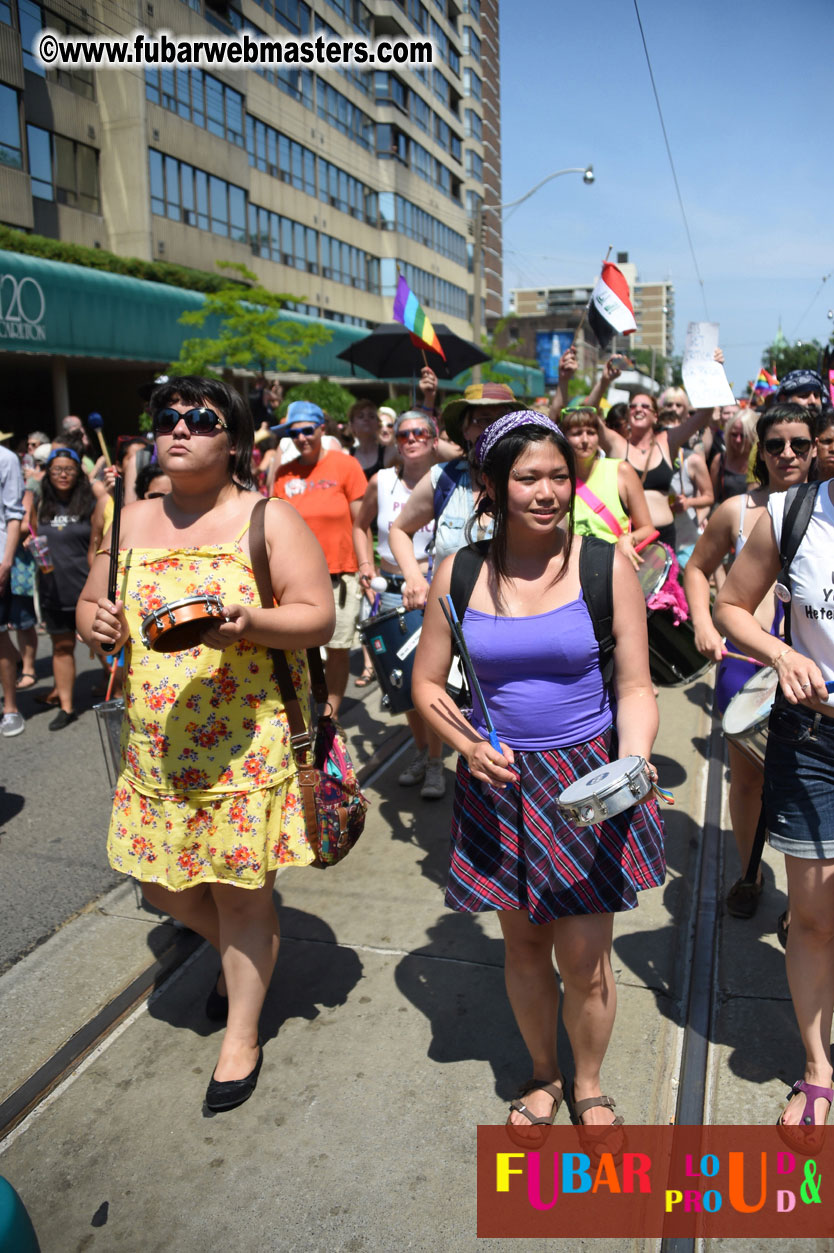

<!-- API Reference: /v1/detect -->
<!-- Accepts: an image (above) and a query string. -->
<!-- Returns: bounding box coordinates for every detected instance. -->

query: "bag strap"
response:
[777,482,820,647]
[449,539,491,621]
[249,498,326,758]
[576,481,625,538]
[578,537,616,687]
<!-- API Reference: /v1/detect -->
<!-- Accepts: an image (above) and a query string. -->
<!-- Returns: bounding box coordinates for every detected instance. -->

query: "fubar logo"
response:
[0,274,47,342]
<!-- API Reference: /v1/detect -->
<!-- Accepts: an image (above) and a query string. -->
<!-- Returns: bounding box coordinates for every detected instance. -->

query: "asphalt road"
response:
[0,641,120,971]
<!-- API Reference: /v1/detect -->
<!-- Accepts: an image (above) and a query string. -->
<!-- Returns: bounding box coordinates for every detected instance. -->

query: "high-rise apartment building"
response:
[0,0,499,392]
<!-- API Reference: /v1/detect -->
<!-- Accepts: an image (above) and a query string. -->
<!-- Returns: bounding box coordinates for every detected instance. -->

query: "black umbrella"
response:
[336,322,490,380]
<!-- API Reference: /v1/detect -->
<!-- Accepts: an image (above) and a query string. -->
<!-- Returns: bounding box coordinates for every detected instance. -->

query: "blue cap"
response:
[271,400,326,436]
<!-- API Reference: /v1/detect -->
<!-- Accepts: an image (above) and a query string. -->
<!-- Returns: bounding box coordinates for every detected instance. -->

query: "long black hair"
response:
[471,424,576,600]
[753,403,815,487]
[149,376,256,490]
[38,452,96,524]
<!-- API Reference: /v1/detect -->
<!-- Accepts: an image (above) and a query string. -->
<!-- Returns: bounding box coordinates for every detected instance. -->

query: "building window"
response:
[27,125,53,199]
[19,2,46,77]
[462,27,481,61]
[316,81,373,150]
[374,71,407,112]
[20,2,95,98]
[431,67,449,109]
[253,0,312,35]
[463,108,482,142]
[0,85,22,169]
[27,126,100,211]
[150,150,246,240]
[320,233,377,292]
[146,70,244,147]
[463,67,481,101]
[461,0,480,17]
[248,204,318,272]
[465,149,482,180]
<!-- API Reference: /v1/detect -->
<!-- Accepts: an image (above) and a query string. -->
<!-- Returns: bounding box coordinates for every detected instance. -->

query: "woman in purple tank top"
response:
[413,413,665,1149]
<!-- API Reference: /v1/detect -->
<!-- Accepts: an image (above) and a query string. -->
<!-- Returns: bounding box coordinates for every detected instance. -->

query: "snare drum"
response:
[359,606,424,714]
[557,755,653,827]
[140,594,225,652]
[637,542,711,687]
[722,666,778,770]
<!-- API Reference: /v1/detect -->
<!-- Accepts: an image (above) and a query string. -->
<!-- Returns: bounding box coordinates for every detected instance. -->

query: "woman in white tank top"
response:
[353,412,447,799]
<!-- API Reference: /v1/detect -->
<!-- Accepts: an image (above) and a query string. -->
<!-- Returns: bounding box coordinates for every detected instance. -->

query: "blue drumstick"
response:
[827,680,834,694]
[440,595,502,755]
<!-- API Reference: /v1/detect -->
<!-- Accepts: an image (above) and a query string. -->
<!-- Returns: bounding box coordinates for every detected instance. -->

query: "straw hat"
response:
[441,383,517,446]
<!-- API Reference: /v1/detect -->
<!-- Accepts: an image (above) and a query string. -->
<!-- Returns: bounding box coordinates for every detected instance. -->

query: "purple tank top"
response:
[463,593,612,750]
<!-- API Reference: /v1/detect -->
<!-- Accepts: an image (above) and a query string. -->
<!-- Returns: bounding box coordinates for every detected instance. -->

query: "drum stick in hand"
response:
[634,530,660,554]
[102,474,123,653]
[440,596,502,754]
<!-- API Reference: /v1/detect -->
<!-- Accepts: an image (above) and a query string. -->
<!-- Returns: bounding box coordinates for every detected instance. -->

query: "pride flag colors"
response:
[753,368,779,394]
[393,276,446,360]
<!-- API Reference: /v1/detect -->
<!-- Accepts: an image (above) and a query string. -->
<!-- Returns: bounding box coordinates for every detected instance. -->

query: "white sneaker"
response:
[420,757,446,800]
[398,745,428,786]
[1,712,25,737]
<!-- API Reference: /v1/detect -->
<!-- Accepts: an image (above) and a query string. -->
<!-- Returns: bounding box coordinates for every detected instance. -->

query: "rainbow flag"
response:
[753,368,778,394]
[392,276,446,360]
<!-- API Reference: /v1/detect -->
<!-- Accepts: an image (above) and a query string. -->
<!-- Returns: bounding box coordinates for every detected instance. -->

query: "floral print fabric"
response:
[107,541,315,891]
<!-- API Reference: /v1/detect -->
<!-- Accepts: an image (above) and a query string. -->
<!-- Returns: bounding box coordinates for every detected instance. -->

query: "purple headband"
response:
[474,410,563,466]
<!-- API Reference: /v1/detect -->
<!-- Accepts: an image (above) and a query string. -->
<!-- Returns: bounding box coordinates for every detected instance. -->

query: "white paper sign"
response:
[682,322,734,408]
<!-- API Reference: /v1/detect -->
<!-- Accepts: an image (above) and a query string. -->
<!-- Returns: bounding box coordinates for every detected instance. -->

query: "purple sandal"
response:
[777,1080,833,1153]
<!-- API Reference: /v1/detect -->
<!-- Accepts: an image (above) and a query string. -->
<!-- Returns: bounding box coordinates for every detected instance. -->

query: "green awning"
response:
[0,249,544,395]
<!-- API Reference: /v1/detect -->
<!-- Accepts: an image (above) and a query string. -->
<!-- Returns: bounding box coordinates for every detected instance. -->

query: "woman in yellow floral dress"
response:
[77,378,334,1112]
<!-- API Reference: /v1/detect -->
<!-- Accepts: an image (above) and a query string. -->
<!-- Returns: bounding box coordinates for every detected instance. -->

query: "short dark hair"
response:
[149,376,255,490]
[135,463,167,499]
[753,403,815,486]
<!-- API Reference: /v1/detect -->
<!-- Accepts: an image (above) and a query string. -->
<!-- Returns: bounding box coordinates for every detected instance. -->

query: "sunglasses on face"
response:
[290,426,319,439]
[763,436,812,457]
[396,428,431,443]
[629,403,653,413]
[152,407,229,436]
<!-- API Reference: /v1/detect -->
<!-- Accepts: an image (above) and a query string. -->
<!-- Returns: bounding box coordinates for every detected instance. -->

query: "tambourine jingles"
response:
[140,594,225,652]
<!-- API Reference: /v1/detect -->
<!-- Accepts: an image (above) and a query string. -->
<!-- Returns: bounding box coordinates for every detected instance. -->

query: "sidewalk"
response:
[0,678,797,1252]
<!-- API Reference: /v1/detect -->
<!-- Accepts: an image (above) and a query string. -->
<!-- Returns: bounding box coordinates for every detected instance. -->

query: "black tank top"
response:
[39,512,92,609]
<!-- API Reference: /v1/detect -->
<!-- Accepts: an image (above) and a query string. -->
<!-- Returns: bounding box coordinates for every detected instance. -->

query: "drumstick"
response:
[440,596,502,755]
[634,530,660,554]
[721,649,763,665]
[87,412,111,467]
[102,474,123,653]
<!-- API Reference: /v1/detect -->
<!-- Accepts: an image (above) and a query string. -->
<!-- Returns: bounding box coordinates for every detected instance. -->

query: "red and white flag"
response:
[587,261,637,351]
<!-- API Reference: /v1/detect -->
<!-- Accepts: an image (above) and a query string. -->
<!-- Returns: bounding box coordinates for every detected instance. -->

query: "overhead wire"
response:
[632,0,709,319]
[790,272,832,340]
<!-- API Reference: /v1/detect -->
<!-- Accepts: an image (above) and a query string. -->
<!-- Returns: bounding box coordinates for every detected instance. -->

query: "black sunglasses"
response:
[152,407,229,436]
[763,436,812,457]
[290,426,319,439]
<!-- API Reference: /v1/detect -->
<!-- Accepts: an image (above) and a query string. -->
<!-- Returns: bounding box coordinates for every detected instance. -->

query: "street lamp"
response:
[471,166,595,382]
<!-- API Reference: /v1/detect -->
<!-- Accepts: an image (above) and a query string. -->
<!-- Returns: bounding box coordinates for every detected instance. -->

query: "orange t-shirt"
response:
[272,449,368,574]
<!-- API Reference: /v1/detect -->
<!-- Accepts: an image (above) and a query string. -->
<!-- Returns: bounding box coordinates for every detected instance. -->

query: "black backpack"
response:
[777,482,821,646]
[448,536,616,687]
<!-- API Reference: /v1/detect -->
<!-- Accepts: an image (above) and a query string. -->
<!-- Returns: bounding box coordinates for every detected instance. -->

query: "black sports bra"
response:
[626,444,674,494]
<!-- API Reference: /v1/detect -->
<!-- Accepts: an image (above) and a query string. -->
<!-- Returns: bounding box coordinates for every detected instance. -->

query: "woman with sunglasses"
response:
[352,410,446,798]
[31,447,106,729]
[714,418,834,1140]
[683,404,816,919]
[412,412,664,1143]
[271,400,368,719]
[78,378,334,1113]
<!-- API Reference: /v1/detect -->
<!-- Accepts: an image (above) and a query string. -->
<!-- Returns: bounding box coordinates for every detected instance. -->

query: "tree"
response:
[167,262,331,377]
[279,380,358,422]
[762,336,825,378]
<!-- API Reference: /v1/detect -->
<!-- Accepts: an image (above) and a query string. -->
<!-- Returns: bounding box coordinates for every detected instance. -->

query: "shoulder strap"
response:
[579,536,616,686]
[249,499,325,754]
[432,458,467,521]
[576,481,625,538]
[449,539,491,620]
[777,482,821,647]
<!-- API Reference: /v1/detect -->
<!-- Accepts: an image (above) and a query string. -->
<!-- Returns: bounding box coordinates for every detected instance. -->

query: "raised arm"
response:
[549,346,578,421]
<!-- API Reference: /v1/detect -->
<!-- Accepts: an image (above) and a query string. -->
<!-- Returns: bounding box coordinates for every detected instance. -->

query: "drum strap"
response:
[449,536,616,687]
[248,499,328,760]
[777,482,821,646]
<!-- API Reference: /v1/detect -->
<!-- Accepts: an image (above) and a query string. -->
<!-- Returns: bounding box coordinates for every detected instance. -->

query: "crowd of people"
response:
[3,359,833,1142]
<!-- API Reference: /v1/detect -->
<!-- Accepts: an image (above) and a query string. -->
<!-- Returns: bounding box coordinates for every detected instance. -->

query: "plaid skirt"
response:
[447,726,666,924]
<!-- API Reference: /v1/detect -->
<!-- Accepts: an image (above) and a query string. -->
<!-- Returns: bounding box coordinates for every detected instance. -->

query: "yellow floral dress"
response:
[107,524,315,891]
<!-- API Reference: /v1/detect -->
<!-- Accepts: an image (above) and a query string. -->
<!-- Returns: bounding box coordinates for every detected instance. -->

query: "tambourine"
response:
[140,594,225,652]
[557,755,654,827]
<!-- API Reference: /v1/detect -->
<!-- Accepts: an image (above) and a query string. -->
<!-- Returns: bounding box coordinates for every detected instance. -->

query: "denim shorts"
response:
[764,700,834,859]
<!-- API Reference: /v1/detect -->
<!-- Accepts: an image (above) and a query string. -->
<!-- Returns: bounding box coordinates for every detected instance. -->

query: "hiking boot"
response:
[398,746,428,786]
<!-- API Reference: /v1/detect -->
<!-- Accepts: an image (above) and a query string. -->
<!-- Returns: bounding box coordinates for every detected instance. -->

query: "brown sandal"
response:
[568,1084,626,1162]
[506,1078,563,1147]
[354,667,376,688]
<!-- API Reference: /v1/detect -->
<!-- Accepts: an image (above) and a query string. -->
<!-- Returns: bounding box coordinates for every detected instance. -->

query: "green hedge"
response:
[0,226,242,294]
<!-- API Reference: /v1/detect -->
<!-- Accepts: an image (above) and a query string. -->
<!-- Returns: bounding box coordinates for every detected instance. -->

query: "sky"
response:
[497,0,834,392]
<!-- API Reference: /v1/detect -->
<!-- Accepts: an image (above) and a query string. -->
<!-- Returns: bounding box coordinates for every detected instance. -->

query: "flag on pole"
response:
[586,261,637,352]
[752,368,778,395]
[392,275,446,360]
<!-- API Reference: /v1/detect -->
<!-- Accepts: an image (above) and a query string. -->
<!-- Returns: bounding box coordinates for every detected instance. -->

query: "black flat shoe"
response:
[205,1045,263,1113]
[49,709,77,731]
[205,981,229,1023]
